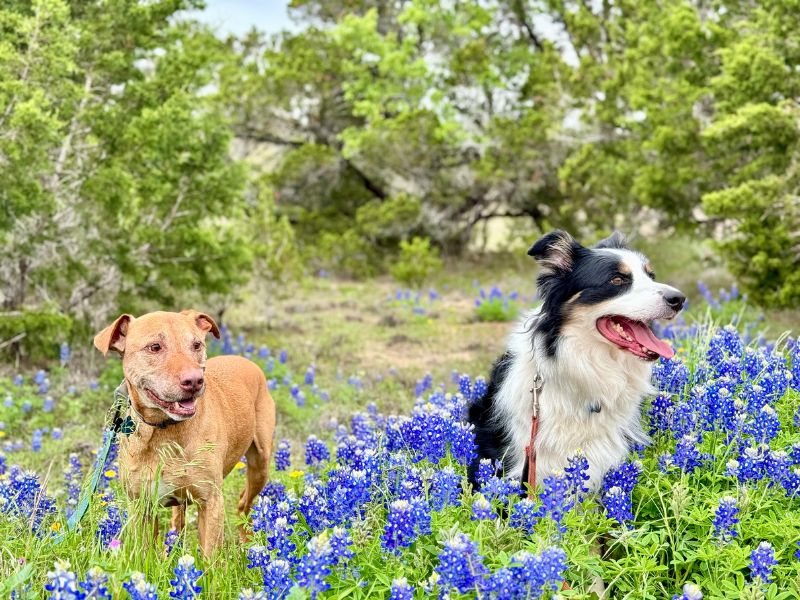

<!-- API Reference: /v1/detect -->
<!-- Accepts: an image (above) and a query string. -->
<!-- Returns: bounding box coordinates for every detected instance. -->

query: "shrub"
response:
[389,237,443,288]
[0,309,72,363]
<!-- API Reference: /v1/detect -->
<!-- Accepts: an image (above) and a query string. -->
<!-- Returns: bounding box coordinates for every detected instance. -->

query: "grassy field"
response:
[1,236,798,598]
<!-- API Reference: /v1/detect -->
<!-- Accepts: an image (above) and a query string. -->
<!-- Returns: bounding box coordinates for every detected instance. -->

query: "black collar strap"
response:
[115,381,181,430]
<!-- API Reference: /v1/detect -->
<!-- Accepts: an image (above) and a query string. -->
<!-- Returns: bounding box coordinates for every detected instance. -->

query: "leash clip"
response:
[530,373,543,418]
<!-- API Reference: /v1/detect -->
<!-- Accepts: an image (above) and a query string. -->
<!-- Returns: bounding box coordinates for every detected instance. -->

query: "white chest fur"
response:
[492,311,653,490]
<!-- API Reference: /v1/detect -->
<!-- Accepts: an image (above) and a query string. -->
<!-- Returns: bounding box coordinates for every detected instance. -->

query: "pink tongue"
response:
[626,320,674,359]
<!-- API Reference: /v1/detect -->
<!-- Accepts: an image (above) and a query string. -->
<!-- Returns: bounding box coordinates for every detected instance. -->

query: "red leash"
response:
[525,374,543,496]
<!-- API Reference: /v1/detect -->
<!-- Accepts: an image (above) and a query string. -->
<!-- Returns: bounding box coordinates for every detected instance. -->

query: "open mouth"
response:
[144,388,197,417]
[596,316,674,361]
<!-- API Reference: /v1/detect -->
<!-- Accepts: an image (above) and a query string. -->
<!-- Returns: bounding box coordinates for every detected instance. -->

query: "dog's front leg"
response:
[198,492,224,558]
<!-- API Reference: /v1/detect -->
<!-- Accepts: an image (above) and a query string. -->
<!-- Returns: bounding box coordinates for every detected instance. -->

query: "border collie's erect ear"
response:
[593,230,629,250]
[528,230,581,273]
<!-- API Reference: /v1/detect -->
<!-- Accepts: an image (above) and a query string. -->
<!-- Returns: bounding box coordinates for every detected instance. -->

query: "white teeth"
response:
[611,321,633,341]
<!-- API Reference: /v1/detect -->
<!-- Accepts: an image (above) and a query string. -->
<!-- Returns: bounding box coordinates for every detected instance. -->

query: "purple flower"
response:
[435,532,488,594]
[80,566,112,599]
[304,436,330,468]
[274,439,291,471]
[382,499,416,554]
[169,555,202,599]
[475,458,497,486]
[471,494,495,521]
[389,577,414,600]
[536,473,571,533]
[712,496,739,542]
[296,533,335,599]
[45,560,84,599]
[430,466,461,510]
[603,486,634,526]
[509,498,538,535]
[96,493,125,548]
[164,529,181,556]
[749,541,777,584]
[123,573,158,600]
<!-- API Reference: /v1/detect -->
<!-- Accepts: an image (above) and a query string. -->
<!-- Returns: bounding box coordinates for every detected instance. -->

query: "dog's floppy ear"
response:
[528,230,581,273]
[181,309,221,339]
[594,230,629,250]
[94,314,134,356]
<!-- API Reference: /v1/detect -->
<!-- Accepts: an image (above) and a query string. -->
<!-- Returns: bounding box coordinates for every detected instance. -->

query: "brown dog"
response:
[94,309,275,557]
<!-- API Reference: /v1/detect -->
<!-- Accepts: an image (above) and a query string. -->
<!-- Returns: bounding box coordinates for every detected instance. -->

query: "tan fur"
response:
[94,310,276,557]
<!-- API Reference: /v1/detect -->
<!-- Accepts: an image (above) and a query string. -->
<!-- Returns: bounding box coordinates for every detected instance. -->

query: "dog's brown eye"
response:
[193,341,202,351]
[148,343,162,353]
[610,276,625,286]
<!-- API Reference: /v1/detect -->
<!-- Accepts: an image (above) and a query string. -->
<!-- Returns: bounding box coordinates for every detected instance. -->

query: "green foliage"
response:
[0,0,256,355]
[389,237,443,288]
[0,309,72,362]
[474,298,519,323]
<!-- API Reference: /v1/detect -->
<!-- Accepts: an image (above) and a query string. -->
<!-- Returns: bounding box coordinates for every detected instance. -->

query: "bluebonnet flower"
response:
[297,532,336,599]
[31,429,43,452]
[298,484,329,533]
[536,473,571,533]
[239,589,266,600]
[389,577,414,600]
[96,493,125,548]
[648,393,674,436]
[267,517,296,557]
[51,428,63,440]
[278,350,288,364]
[795,541,800,561]
[430,466,461,510]
[304,365,315,385]
[672,583,703,600]
[80,567,112,599]
[509,498,538,535]
[274,439,290,471]
[415,373,433,397]
[261,559,292,599]
[0,467,57,531]
[782,467,800,498]
[746,405,780,444]
[471,494,495,521]
[43,396,55,412]
[507,547,567,596]
[13,374,23,386]
[472,376,488,401]
[435,532,488,594]
[329,526,354,565]
[458,374,472,398]
[450,421,477,466]
[123,573,158,600]
[603,486,634,526]
[409,495,431,535]
[258,346,271,359]
[480,474,521,505]
[475,458,497,486]
[565,451,590,500]
[45,560,83,599]
[603,461,642,494]
[60,342,71,366]
[382,499,416,553]
[169,555,202,599]
[64,454,83,517]
[164,529,181,556]
[712,496,739,542]
[304,436,330,467]
[749,542,777,584]
[673,434,704,473]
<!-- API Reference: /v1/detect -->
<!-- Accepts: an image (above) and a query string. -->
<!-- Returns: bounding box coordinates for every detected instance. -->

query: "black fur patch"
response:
[534,238,638,357]
[467,351,514,486]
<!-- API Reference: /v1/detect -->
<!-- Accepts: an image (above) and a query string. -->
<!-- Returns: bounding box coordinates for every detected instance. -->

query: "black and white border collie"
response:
[468,230,686,490]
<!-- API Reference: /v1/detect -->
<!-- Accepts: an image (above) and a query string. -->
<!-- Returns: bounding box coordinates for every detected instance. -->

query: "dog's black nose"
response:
[663,291,686,311]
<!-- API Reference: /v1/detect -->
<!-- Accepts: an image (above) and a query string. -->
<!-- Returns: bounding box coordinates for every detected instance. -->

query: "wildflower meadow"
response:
[1,282,799,599]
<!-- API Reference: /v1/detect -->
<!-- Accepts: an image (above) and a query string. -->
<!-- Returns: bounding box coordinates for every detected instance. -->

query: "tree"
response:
[0,0,252,357]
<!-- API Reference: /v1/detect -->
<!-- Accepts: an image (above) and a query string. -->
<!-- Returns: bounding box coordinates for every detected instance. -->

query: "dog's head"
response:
[529,230,685,360]
[94,310,221,421]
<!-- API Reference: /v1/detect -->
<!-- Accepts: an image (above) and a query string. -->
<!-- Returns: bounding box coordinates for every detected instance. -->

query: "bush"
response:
[474,287,521,322]
[390,237,443,288]
[0,309,72,363]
